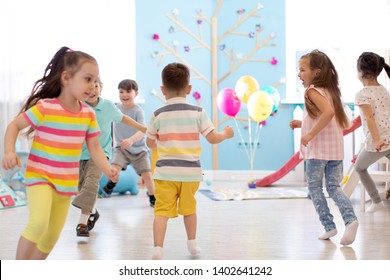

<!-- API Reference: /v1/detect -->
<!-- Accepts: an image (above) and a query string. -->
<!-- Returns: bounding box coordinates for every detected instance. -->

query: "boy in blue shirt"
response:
[72,78,146,237]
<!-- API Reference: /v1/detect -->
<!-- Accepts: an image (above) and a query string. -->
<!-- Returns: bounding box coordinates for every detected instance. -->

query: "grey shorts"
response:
[112,148,151,175]
[72,159,102,212]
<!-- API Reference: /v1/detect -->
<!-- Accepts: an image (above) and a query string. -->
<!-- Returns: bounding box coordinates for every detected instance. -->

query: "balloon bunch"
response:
[217,75,280,120]
[217,75,280,181]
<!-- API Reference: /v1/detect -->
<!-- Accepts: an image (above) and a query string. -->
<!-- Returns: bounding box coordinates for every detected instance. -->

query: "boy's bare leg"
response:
[152,215,168,260]
[184,213,200,255]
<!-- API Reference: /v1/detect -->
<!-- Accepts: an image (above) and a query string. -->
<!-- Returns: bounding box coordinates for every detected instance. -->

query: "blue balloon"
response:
[261,86,280,113]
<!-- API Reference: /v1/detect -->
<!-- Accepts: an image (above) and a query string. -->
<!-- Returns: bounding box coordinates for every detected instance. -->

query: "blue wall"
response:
[136,0,294,170]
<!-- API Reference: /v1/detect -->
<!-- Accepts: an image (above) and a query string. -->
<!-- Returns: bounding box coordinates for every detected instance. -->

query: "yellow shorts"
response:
[154,180,199,218]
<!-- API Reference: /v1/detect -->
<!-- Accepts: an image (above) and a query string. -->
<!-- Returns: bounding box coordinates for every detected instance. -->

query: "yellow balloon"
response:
[247,90,274,122]
[235,75,259,104]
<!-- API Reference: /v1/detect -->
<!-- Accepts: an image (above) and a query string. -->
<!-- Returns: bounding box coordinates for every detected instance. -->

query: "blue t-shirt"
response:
[80,97,123,160]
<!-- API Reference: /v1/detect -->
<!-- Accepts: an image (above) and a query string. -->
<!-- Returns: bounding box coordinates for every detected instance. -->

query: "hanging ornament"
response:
[193,91,201,100]
[172,8,179,16]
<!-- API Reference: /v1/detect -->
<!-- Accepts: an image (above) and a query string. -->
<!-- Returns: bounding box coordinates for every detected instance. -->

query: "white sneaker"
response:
[187,240,201,256]
[366,201,385,213]
[318,229,337,240]
[340,220,359,245]
[151,246,163,260]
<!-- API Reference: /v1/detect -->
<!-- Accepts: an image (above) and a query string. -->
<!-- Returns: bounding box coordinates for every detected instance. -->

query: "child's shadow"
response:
[340,246,357,260]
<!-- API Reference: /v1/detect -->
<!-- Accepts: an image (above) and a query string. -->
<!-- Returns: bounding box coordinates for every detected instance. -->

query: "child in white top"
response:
[354,52,390,213]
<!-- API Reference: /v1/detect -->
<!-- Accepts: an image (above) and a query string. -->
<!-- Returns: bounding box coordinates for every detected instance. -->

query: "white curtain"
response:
[285,0,390,102]
[0,0,136,169]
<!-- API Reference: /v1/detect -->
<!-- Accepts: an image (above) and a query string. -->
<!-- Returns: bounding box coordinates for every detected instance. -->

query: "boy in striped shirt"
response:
[146,62,234,260]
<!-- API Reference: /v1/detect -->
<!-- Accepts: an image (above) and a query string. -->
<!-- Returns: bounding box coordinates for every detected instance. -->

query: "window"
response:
[0,0,135,103]
[285,0,390,103]
[0,0,136,157]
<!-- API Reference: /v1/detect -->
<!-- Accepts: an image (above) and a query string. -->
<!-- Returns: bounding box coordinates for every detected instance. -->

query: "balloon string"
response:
[251,123,262,174]
[252,123,262,159]
[233,118,250,162]
[247,116,254,180]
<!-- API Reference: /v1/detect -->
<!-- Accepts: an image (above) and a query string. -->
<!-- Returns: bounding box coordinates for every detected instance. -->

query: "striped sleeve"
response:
[199,109,214,136]
[24,100,46,128]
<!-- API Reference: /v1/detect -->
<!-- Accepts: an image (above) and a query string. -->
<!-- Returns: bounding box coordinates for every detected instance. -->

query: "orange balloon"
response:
[235,75,259,104]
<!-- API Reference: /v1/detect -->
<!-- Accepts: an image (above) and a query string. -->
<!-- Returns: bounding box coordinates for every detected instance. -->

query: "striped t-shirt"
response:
[147,97,214,182]
[301,86,344,160]
[23,98,100,195]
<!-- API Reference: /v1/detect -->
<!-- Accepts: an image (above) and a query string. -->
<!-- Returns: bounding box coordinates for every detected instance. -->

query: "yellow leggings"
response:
[22,184,72,254]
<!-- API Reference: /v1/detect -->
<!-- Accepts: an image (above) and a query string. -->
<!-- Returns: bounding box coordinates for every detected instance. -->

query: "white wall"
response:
[0,0,136,166]
[285,0,390,102]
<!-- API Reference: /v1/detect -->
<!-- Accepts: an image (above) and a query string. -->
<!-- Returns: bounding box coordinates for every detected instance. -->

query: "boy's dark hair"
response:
[162,63,190,92]
[118,79,138,91]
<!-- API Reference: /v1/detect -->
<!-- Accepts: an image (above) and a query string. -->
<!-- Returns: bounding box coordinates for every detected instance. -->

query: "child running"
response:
[146,62,234,259]
[290,49,359,245]
[72,77,146,237]
[101,79,156,206]
[1,46,119,259]
[354,51,390,212]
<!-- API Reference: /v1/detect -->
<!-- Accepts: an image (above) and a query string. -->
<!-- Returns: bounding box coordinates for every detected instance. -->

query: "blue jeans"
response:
[306,159,357,232]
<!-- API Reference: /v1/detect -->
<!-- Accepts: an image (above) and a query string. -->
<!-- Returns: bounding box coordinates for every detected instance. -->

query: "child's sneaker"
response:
[87,209,100,231]
[187,240,201,256]
[340,220,359,245]
[101,186,113,198]
[76,224,89,237]
[149,194,156,207]
[152,246,163,260]
[366,201,385,213]
[318,229,337,240]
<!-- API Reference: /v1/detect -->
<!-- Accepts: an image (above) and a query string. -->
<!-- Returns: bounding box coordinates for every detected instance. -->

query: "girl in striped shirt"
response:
[1,47,119,259]
[290,50,358,245]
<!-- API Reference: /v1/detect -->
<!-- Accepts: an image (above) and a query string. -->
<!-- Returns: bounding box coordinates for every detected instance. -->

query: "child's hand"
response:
[107,167,119,183]
[223,126,234,139]
[120,138,134,149]
[2,152,22,170]
[301,133,313,147]
[290,120,302,129]
[374,139,389,152]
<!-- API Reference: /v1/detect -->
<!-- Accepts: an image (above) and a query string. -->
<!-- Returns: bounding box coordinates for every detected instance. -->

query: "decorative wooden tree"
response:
[151,0,281,169]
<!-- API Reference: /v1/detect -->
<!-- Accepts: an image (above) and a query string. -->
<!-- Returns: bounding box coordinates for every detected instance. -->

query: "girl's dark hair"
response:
[357,52,390,80]
[162,62,190,94]
[300,49,349,129]
[118,79,138,91]
[20,46,97,135]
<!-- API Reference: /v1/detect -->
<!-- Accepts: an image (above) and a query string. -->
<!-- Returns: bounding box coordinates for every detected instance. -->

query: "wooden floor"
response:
[0,181,389,260]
